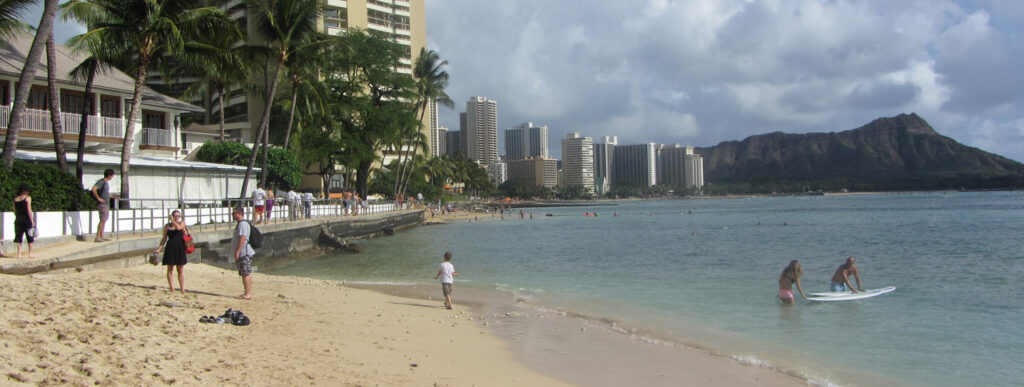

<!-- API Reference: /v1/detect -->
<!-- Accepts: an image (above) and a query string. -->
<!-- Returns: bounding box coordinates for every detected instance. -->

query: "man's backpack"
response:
[242,220,263,248]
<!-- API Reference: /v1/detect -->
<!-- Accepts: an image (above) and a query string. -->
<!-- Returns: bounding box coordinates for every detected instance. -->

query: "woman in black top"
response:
[12,184,35,259]
[154,210,189,293]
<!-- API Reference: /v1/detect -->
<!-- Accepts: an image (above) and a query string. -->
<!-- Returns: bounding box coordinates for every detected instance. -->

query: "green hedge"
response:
[0,160,94,211]
[196,141,302,190]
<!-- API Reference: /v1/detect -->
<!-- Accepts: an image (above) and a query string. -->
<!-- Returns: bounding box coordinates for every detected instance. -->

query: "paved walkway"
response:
[0,209,421,273]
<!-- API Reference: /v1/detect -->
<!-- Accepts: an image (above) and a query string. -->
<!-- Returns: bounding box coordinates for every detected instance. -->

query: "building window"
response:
[27,86,49,110]
[142,110,166,129]
[0,80,9,105]
[60,90,94,115]
[100,95,120,117]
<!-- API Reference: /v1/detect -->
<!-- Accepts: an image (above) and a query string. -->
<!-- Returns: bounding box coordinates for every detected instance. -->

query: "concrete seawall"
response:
[0,210,425,275]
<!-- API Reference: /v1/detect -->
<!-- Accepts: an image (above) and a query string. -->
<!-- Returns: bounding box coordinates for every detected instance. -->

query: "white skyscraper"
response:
[465,96,498,165]
[561,133,595,194]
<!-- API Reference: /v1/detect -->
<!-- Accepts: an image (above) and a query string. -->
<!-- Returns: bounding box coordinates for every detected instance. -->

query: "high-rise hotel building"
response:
[593,136,617,195]
[658,145,704,188]
[561,133,595,193]
[194,0,427,144]
[614,143,658,187]
[504,122,549,161]
[463,96,498,165]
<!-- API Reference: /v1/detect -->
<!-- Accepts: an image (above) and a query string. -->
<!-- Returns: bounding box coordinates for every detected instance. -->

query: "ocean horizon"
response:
[267,191,1024,386]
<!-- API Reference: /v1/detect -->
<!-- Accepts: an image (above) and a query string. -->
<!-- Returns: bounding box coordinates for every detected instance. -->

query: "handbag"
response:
[183,234,195,254]
[27,227,37,238]
[148,252,160,265]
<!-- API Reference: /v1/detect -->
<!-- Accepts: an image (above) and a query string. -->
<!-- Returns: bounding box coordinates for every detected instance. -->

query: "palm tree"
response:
[45,32,68,171]
[237,0,322,198]
[0,0,33,38]
[175,27,248,142]
[63,0,231,201]
[1,0,59,168]
[68,56,103,181]
[396,48,453,197]
[281,33,332,149]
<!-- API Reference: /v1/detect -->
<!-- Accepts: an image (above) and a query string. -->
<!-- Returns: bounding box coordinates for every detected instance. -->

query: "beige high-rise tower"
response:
[464,96,498,165]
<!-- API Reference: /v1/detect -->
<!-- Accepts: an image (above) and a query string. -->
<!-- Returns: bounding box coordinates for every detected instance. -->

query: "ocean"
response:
[266,191,1024,386]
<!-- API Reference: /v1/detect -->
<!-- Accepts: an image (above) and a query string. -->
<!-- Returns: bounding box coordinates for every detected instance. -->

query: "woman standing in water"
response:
[779,260,807,304]
[155,210,190,293]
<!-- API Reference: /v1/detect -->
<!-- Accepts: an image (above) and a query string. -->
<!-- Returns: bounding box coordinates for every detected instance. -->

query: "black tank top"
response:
[14,199,30,221]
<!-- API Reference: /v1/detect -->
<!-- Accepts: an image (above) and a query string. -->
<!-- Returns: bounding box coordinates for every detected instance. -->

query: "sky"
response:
[424,0,1024,161]
[29,1,1024,162]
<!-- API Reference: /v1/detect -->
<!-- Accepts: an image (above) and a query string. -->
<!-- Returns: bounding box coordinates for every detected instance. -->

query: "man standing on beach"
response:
[91,169,117,242]
[232,207,255,299]
[434,252,458,309]
[830,256,864,293]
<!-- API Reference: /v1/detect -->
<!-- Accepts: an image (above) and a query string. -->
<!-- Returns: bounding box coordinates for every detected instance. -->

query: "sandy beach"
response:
[0,263,566,386]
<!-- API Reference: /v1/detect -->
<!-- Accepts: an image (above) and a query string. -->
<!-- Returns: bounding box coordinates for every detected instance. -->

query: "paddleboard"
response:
[807,286,895,302]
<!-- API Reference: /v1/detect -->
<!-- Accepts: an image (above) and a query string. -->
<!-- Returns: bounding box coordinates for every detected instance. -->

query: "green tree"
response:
[196,141,300,190]
[237,0,323,197]
[0,0,34,38]
[63,0,232,202]
[395,48,453,197]
[175,25,248,142]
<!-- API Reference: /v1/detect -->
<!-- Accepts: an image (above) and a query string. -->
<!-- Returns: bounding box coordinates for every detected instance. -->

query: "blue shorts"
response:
[830,282,848,292]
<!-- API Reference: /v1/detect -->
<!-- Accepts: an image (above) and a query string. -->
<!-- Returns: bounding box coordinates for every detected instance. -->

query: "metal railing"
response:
[0,105,124,139]
[1,197,413,242]
[141,127,175,147]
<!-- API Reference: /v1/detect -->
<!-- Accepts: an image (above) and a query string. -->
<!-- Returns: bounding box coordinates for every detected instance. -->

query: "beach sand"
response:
[0,264,566,386]
[1,263,805,386]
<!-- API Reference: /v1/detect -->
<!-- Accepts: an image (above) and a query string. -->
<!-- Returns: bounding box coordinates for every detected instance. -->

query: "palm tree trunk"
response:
[218,84,226,142]
[239,56,284,198]
[397,103,429,197]
[1,0,58,168]
[260,112,269,186]
[121,56,151,204]
[76,66,95,182]
[283,87,298,149]
[46,33,67,171]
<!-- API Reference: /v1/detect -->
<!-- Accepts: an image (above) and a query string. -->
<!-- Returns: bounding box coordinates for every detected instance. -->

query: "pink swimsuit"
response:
[778,288,794,299]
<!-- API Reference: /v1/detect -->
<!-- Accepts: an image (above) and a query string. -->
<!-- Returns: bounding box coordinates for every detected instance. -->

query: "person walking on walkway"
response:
[265,189,276,222]
[12,184,35,259]
[252,184,267,224]
[154,210,189,293]
[91,169,117,242]
[302,191,314,219]
[232,207,255,299]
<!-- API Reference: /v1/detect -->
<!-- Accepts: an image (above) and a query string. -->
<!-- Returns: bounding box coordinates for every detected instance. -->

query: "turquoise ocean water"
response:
[267,192,1024,386]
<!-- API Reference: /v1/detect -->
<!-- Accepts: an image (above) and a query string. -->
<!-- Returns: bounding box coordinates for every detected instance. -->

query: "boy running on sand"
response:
[434,252,458,309]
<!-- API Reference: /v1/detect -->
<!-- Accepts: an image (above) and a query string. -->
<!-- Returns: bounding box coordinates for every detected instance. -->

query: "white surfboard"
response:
[807,286,895,302]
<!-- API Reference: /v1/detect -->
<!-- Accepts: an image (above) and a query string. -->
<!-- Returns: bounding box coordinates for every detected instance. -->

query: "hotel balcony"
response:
[140,127,178,151]
[0,105,125,151]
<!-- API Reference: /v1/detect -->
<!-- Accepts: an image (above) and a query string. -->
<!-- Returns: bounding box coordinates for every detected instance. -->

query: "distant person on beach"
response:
[778,260,807,304]
[265,189,276,222]
[252,184,267,224]
[154,210,189,293]
[12,184,35,258]
[434,252,459,309]
[342,190,353,216]
[232,207,255,299]
[830,256,864,293]
[302,191,314,219]
[91,169,117,242]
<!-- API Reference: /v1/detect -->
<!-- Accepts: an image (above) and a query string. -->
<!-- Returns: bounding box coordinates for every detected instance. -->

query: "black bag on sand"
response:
[221,308,252,326]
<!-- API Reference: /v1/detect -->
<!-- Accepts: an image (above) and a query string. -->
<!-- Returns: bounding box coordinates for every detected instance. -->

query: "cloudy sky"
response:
[425,0,1024,161]
[32,1,1024,162]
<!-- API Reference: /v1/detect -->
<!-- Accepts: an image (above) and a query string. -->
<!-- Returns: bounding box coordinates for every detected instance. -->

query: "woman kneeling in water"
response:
[779,260,807,304]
